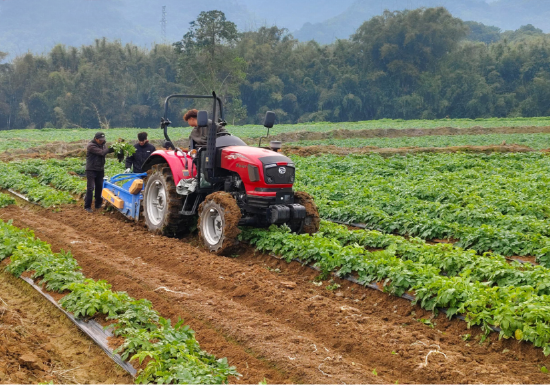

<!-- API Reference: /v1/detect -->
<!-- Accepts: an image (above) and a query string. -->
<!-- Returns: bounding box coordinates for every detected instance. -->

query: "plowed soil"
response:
[0,270,132,384]
[2,204,550,383]
[283,144,535,157]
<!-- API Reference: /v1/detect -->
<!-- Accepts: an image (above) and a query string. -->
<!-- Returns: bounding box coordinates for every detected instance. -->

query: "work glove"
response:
[124,168,131,173]
[107,147,115,154]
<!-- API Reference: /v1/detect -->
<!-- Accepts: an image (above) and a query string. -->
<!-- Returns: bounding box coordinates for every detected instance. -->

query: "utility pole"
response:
[161,6,167,43]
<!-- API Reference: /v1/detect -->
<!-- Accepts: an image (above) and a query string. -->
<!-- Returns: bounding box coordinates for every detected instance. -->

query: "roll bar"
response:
[160,93,224,144]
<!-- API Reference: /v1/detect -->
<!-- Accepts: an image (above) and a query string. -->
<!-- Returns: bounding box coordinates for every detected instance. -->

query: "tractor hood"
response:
[220,146,295,192]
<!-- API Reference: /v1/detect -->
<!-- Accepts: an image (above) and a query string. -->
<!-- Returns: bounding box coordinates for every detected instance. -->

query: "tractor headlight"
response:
[189,149,197,159]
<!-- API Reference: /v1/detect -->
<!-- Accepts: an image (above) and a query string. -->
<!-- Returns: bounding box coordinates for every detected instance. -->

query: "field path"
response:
[2,204,550,383]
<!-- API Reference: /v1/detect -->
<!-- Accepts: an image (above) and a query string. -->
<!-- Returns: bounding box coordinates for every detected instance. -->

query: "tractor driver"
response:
[184,109,228,148]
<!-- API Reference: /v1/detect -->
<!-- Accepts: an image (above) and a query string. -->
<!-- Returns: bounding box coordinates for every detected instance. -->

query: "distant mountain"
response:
[0,0,252,60]
[1,0,549,62]
[235,0,355,31]
[294,0,550,43]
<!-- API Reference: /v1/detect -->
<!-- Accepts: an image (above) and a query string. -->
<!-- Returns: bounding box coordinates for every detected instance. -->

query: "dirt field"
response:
[2,203,550,384]
[0,270,132,384]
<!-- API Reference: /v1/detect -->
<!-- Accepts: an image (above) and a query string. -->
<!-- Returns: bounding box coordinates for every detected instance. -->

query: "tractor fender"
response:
[141,150,195,185]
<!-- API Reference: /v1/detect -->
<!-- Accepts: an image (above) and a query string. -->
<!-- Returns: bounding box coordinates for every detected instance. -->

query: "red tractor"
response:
[139,93,320,253]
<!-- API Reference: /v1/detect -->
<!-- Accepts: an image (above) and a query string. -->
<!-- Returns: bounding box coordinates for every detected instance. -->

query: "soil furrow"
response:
[0,271,132,384]
[2,204,550,383]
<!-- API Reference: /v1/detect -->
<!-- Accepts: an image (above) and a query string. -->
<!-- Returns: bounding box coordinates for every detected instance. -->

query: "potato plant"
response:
[0,193,15,208]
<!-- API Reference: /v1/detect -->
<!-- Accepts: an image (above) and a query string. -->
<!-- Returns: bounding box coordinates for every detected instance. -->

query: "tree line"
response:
[1,7,550,130]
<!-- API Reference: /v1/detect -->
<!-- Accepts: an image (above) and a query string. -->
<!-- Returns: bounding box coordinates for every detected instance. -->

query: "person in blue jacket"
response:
[124,132,156,174]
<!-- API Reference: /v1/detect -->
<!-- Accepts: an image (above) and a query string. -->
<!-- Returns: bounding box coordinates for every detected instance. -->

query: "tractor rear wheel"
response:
[198,192,242,254]
[143,164,187,237]
[291,191,320,235]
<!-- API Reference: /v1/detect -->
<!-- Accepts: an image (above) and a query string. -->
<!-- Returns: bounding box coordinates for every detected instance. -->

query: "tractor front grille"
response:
[263,164,295,185]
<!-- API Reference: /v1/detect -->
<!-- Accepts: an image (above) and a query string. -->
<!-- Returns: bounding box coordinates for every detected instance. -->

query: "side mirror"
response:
[197,110,208,127]
[264,111,276,128]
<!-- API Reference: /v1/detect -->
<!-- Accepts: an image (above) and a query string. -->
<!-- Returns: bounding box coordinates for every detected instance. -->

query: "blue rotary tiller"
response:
[102,173,147,221]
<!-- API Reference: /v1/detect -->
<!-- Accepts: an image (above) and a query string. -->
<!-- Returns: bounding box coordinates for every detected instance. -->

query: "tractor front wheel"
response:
[198,192,242,254]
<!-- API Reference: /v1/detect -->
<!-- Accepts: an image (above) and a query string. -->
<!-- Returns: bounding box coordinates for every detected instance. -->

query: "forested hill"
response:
[0,0,549,60]
[295,0,550,43]
[2,7,550,131]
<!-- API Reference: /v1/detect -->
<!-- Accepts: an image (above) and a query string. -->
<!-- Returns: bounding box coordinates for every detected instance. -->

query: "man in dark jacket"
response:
[85,132,114,213]
[184,109,228,147]
[124,132,156,173]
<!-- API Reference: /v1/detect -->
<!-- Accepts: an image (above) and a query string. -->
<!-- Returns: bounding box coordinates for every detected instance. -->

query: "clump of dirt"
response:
[198,191,242,255]
[0,271,132,384]
[294,190,321,234]
[283,144,536,157]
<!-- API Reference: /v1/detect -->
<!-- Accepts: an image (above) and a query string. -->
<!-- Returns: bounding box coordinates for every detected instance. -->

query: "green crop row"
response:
[293,152,550,265]
[240,223,550,355]
[0,163,75,207]
[9,160,87,195]
[10,158,125,177]
[287,133,550,150]
[0,193,15,208]
[0,220,238,384]
[2,116,550,153]
[320,220,550,295]
[6,158,126,196]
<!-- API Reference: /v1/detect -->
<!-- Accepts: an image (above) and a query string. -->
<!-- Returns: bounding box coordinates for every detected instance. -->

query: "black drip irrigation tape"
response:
[20,276,137,377]
[327,219,537,266]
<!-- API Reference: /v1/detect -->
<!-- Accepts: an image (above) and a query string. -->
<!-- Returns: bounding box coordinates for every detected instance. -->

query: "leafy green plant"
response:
[418,318,435,328]
[60,279,132,318]
[0,192,15,208]
[111,140,136,158]
[326,280,341,291]
[110,299,160,336]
